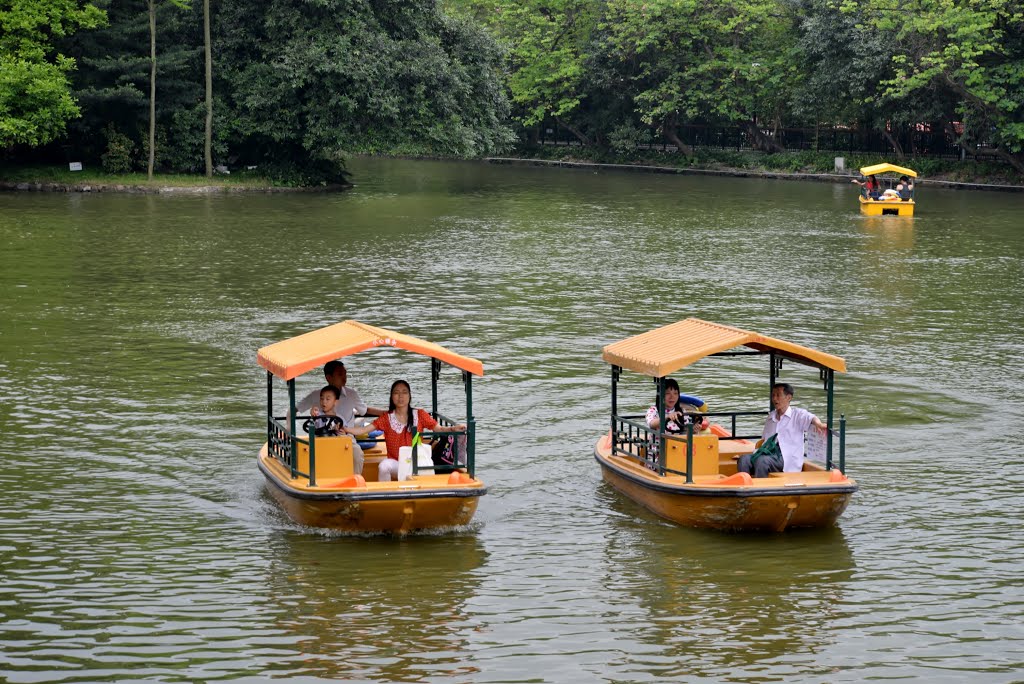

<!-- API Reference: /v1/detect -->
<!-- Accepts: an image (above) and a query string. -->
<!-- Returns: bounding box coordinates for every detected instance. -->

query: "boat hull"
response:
[595,437,855,532]
[259,444,485,533]
[860,196,914,216]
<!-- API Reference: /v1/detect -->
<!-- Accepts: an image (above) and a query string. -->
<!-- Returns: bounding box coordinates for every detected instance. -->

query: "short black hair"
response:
[772,382,795,397]
[323,360,345,376]
[320,385,340,399]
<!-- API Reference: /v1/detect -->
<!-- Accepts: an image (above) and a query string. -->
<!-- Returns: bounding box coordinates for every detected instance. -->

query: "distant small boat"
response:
[594,318,857,532]
[256,320,486,534]
[857,162,917,216]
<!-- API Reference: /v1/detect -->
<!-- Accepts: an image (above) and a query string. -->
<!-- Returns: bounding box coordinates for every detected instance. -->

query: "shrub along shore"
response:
[0,166,348,193]
[3,149,1022,194]
[495,147,1024,192]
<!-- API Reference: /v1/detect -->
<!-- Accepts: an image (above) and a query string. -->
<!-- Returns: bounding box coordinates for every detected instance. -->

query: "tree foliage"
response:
[0,0,105,147]
[844,0,1024,171]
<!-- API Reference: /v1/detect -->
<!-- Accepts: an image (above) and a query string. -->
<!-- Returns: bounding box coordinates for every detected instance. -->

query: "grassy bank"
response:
[511,145,1024,187]
[0,164,290,188]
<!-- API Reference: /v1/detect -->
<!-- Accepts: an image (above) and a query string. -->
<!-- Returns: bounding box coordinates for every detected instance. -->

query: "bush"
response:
[608,124,654,154]
[100,124,135,174]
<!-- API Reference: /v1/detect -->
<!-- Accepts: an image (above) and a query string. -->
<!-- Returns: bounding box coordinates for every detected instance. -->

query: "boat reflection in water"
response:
[597,487,855,676]
[259,533,488,680]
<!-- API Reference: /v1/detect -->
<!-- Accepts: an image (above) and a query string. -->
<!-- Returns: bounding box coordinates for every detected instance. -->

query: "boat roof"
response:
[859,162,917,178]
[602,318,846,377]
[257,320,484,381]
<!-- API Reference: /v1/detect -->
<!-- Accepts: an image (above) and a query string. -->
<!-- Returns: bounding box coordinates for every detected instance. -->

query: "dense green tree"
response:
[457,0,600,143]
[848,0,1024,171]
[599,0,798,152]
[202,0,211,177]
[214,0,512,179]
[0,0,105,148]
[147,0,191,179]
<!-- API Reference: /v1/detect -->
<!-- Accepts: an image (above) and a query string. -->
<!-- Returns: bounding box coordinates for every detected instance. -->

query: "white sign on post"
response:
[68,162,83,171]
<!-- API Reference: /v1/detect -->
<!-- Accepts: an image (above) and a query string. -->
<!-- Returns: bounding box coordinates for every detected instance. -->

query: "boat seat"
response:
[296,435,355,480]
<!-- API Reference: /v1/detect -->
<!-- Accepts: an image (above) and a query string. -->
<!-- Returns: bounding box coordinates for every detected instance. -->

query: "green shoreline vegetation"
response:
[3,0,1023,187]
[506,147,1024,188]
[4,146,1023,192]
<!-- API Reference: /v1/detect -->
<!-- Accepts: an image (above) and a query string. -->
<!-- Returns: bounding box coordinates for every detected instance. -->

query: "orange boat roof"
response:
[602,318,846,377]
[257,320,484,381]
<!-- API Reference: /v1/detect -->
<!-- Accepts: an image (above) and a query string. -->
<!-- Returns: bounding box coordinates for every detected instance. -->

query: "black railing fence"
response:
[527,122,973,159]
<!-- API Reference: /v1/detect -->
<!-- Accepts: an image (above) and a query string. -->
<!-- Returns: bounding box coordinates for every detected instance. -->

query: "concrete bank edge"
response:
[0,181,348,194]
[484,157,1024,193]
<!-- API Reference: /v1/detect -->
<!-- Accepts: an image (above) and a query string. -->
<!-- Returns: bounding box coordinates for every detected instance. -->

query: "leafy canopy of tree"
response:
[0,0,105,146]
[20,0,513,183]
[9,0,1024,177]
[462,0,1024,169]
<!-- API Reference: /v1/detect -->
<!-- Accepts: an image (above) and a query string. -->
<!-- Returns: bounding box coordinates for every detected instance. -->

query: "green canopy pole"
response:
[431,358,440,418]
[288,379,297,478]
[656,376,666,475]
[610,365,620,454]
[825,368,835,470]
[266,371,273,445]
[464,370,475,476]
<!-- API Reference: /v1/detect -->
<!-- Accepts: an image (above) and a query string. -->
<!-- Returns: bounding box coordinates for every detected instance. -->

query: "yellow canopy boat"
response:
[256,320,486,534]
[857,162,917,216]
[594,318,857,532]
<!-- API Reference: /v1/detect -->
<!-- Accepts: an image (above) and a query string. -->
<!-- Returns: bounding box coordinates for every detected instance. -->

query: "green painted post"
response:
[839,414,846,474]
[307,420,317,487]
[610,366,620,455]
[431,358,440,417]
[685,421,694,483]
[825,368,835,470]
[657,377,667,475]
[464,370,475,476]
[288,379,297,478]
[266,371,273,446]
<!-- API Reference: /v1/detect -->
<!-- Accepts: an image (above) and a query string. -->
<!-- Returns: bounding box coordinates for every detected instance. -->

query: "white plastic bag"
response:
[397,444,432,480]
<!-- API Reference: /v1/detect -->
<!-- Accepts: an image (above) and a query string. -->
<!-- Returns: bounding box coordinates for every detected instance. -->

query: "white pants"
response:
[378,457,399,482]
[349,438,365,475]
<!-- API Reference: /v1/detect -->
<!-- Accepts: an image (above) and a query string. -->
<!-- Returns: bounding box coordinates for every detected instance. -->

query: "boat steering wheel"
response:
[302,415,344,437]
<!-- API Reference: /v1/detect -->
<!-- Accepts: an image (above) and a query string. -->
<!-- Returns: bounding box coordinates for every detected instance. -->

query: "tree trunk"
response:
[148,0,156,181]
[989,146,1024,175]
[662,124,694,157]
[203,0,212,177]
[554,116,590,146]
[881,128,904,158]
[743,120,784,153]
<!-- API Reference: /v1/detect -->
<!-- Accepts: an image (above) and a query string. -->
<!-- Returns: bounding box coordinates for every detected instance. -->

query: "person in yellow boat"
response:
[851,174,881,199]
[736,383,829,478]
[345,379,465,482]
[645,378,708,434]
[305,385,345,436]
[293,360,384,475]
[644,378,709,465]
[896,175,914,200]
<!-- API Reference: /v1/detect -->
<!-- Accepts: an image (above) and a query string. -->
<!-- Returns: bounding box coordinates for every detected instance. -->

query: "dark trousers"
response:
[737,452,784,479]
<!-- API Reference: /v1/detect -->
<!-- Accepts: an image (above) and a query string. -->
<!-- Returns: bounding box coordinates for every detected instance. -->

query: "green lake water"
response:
[1,157,1022,682]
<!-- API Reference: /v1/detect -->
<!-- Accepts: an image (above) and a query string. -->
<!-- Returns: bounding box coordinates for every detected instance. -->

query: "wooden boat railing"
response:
[610,410,847,482]
[266,414,474,487]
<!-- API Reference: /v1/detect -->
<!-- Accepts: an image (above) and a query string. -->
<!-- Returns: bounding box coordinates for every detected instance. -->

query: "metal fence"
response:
[529,122,969,159]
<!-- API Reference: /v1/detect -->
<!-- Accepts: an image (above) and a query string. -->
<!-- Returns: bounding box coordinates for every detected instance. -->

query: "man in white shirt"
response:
[737,383,828,478]
[292,360,384,474]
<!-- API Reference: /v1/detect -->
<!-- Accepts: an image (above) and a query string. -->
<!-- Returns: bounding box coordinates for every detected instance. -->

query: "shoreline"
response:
[0,180,349,194]
[483,157,1024,193]
[4,157,1022,193]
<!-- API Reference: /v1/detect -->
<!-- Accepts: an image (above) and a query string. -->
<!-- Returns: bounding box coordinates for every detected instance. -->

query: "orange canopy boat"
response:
[594,318,856,532]
[257,320,486,534]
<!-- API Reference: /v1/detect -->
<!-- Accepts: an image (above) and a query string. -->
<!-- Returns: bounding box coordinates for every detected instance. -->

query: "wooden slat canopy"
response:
[859,162,917,178]
[602,318,846,377]
[257,320,484,381]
